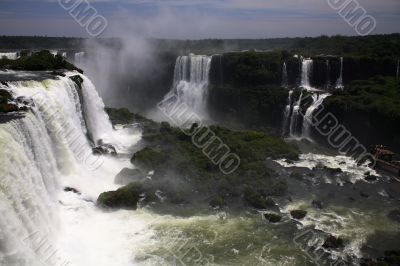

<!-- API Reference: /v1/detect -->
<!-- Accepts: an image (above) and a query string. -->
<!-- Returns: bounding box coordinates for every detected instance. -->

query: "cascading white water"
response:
[336,57,344,90]
[300,58,313,90]
[74,52,85,67]
[326,59,331,89]
[0,52,19,60]
[301,93,330,139]
[0,73,144,266]
[289,90,303,137]
[282,90,293,136]
[281,62,288,88]
[163,54,212,120]
[50,50,58,56]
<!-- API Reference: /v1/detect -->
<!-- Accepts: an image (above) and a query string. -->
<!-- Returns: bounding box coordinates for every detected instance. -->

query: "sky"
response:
[0,0,399,39]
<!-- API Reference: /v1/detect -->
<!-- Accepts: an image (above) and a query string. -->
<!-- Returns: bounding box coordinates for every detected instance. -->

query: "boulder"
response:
[93,141,117,156]
[322,235,344,249]
[64,187,81,195]
[0,89,12,104]
[388,210,400,223]
[264,213,282,223]
[210,197,226,209]
[114,168,145,186]
[97,182,142,210]
[0,103,19,113]
[290,210,307,220]
[131,147,167,171]
[312,200,324,209]
[244,188,276,209]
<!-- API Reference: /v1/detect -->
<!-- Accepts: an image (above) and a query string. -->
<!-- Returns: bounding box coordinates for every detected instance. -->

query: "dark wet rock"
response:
[210,197,226,209]
[264,213,282,223]
[97,182,142,210]
[64,187,81,195]
[322,235,344,249]
[361,250,400,266]
[312,200,324,209]
[93,140,117,156]
[16,96,34,107]
[349,197,356,202]
[365,175,379,182]
[114,168,145,186]
[160,121,172,133]
[0,89,12,103]
[324,166,343,174]
[360,191,370,198]
[290,210,307,220]
[290,172,303,180]
[0,112,25,123]
[388,210,400,223]
[51,70,66,77]
[0,103,19,113]
[70,75,84,90]
[339,161,346,165]
[131,147,167,171]
[244,188,276,209]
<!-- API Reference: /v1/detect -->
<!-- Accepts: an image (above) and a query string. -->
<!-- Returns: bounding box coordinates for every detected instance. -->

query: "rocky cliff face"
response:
[207,52,400,152]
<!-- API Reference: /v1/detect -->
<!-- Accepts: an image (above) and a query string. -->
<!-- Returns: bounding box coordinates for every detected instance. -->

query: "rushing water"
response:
[289,90,303,137]
[282,90,293,136]
[300,59,313,90]
[301,93,330,140]
[281,62,288,89]
[0,52,19,60]
[336,57,344,90]
[1,70,399,266]
[162,54,212,120]
[74,52,85,67]
[0,73,142,265]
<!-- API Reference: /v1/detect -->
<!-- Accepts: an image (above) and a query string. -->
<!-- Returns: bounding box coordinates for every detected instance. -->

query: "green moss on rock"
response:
[97,182,143,210]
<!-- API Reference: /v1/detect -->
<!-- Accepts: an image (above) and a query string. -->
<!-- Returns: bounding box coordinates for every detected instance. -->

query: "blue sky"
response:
[0,0,399,38]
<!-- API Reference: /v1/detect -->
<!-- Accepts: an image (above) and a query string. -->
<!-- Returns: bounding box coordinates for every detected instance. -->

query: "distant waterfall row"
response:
[162,54,212,120]
[282,57,344,91]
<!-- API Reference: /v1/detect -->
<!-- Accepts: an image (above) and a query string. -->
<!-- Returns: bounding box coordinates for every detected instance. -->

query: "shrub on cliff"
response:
[0,50,82,72]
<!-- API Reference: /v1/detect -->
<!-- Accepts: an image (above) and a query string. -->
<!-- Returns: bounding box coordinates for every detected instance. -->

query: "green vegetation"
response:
[2,34,399,57]
[0,50,81,72]
[324,76,400,152]
[100,108,299,211]
[209,84,288,129]
[132,121,297,209]
[97,182,142,210]
[105,107,155,126]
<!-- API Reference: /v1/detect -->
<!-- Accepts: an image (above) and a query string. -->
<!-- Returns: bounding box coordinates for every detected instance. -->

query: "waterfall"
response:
[74,52,85,66]
[281,62,289,88]
[0,75,95,265]
[302,93,330,139]
[282,90,293,136]
[289,90,303,137]
[336,57,344,90]
[326,60,331,89]
[300,58,313,90]
[50,50,58,56]
[163,54,212,120]
[0,72,141,265]
[0,52,19,60]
